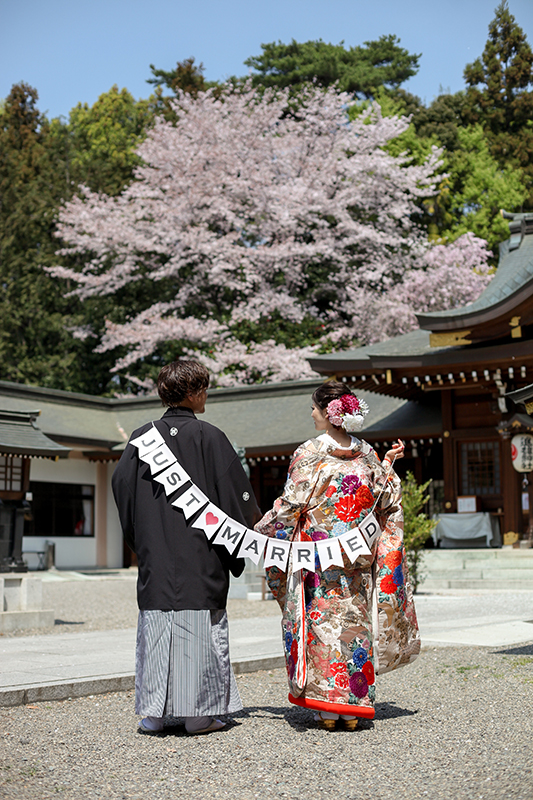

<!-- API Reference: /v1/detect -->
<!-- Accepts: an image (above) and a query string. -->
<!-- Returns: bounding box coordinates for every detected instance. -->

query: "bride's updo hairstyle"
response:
[312,381,354,429]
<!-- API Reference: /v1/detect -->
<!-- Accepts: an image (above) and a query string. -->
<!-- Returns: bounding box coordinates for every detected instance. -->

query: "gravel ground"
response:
[2,573,280,637]
[1,644,532,800]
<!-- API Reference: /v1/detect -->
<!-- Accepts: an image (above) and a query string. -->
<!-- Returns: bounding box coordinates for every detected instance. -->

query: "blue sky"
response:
[1,0,532,119]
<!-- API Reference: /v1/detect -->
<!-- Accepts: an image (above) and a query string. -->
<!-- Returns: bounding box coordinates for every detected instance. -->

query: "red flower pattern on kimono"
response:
[334,496,362,522]
[355,485,374,509]
[290,639,298,663]
[380,574,397,594]
[384,550,403,570]
[362,660,375,685]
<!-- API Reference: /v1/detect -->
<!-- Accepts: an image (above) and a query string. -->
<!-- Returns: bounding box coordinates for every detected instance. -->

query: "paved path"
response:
[1,589,532,706]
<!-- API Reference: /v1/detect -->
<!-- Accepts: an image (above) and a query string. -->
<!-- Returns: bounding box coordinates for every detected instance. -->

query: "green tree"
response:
[67,85,152,196]
[402,472,437,593]
[464,1,533,204]
[244,37,420,97]
[0,83,125,394]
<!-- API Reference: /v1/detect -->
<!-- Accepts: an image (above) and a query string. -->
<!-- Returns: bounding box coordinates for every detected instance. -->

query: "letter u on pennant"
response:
[153,462,190,496]
[264,538,291,571]
[140,443,177,475]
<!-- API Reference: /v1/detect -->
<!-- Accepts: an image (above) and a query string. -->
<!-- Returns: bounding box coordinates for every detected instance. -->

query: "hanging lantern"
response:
[511,434,533,472]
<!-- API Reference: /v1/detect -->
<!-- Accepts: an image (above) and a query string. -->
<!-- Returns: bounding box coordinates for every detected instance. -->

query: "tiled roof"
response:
[0,410,70,458]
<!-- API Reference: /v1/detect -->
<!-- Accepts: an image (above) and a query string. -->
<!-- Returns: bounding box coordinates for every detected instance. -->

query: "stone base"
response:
[0,609,54,633]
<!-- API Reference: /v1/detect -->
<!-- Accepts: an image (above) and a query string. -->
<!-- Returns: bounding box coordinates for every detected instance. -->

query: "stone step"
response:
[423,549,533,561]
[417,577,533,591]
[422,568,533,581]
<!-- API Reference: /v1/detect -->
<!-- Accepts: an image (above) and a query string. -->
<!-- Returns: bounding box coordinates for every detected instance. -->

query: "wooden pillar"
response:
[96,461,108,568]
[501,437,523,537]
[441,391,455,512]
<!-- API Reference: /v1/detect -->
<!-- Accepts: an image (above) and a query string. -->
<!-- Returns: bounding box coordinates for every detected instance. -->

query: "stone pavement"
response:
[1,577,532,707]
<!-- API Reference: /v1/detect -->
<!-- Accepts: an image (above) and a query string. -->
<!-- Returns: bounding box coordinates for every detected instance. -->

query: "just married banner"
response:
[131,425,378,572]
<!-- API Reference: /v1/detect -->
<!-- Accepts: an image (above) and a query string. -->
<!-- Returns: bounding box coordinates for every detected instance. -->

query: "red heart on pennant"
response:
[205,512,219,526]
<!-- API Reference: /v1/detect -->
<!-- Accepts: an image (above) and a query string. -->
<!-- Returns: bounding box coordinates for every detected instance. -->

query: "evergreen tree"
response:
[0,83,120,393]
[464,1,533,204]
[244,37,420,98]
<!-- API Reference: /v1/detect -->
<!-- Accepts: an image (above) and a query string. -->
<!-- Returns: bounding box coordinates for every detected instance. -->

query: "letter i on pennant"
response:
[316,537,344,570]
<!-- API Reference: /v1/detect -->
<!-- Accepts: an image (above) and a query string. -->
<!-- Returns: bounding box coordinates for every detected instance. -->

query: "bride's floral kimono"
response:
[255,435,420,720]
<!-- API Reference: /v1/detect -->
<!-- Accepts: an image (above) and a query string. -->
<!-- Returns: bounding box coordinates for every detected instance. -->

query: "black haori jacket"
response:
[112,407,261,611]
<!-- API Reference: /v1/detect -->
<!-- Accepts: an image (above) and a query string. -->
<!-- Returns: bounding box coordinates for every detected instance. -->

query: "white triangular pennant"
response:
[291,542,316,573]
[130,426,166,458]
[212,519,247,553]
[140,443,177,475]
[359,512,381,549]
[171,486,209,520]
[236,530,268,565]
[191,503,228,540]
[316,537,344,569]
[264,538,291,570]
[153,462,191,496]
[338,527,372,562]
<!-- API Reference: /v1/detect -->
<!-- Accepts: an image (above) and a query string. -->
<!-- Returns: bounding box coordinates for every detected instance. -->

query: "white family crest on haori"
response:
[130,424,379,570]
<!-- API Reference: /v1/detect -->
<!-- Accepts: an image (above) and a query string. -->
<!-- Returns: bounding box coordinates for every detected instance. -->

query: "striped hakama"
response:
[135,609,242,718]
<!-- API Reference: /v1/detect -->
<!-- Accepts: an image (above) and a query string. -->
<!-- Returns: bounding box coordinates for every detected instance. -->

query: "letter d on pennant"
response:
[359,512,381,549]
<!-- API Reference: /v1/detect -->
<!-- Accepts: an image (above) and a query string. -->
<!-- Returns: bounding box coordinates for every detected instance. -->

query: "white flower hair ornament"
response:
[326,394,369,432]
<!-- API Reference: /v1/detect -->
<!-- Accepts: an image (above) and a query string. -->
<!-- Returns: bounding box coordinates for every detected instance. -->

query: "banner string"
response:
[370,454,398,514]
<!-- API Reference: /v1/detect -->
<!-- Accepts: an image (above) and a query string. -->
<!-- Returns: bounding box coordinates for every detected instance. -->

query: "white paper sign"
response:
[191,503,227,540]
[359,512,381,549]
[236,530,268,565]
[316,537,344,569]
[130,427,166,458]
[338,527,372,562]
[264,538,291,571]
[153,462,191,496]
[213,519,247,553]
[140,443,177,476]
[291,542,316,573]
[171,486,209,520]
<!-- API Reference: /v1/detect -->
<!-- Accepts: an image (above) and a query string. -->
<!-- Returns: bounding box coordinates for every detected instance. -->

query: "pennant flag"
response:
[191,503,227,540]
[171,486,209,520]
[359,512,381,549]
[140,443,178,476]
[153,462,191,496]
[291,542,316,573]
[264,538,291,571]
[130,427,166,458]
[316,537,344,569]
[236,530,268,565]
[213,519,247,553]
[338,527,371,563]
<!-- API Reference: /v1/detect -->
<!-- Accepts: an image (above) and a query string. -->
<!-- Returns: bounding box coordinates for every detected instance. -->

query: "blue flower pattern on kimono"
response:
[352,647,368,667]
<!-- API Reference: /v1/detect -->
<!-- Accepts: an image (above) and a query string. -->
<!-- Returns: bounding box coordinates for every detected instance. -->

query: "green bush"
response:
[402,471,437,592]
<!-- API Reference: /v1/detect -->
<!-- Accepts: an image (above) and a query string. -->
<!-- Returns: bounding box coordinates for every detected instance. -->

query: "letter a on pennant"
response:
[264,538,291,571]
[171,486,209,520]
[213,520,247,553]
[130,426,166,458]
[236,530,268,565]
[316,537,344,570]
[338,527,371,563]
[291,542,315,573]
[191,503,227,540]
[153,462,191,496]
[358,512,381,549]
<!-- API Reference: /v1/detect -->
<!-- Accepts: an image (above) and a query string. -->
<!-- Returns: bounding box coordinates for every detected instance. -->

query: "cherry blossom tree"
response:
[50,85,490,388]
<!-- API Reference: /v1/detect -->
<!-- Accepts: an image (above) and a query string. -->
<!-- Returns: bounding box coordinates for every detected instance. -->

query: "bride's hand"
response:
[383,439,405,465]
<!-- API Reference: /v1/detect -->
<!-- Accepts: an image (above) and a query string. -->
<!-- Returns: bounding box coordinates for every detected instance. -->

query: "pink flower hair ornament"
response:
[326,394,369,432]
